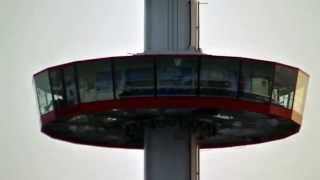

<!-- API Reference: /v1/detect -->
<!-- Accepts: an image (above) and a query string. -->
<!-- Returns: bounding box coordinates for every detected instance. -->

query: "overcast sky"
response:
[1,0,319,180]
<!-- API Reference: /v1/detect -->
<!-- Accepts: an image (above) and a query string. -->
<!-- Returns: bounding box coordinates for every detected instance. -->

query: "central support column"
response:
[144,127,199,180]
[144,0,200,53]
[144,0,200,179]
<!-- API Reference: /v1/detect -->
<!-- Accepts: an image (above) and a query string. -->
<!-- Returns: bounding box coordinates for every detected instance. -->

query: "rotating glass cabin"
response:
[34,54,309,149]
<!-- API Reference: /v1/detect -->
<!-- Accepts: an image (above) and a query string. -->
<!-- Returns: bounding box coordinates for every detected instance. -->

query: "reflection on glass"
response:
[77,61,113,103]
[50,69,65,109]
[272,65,297,109]
[293,71,309,114]
[64,66,78,106]
[239,61,273,102]
[115,58,154,98]
[34,71,54,114]
[157,57,198,96]
[200,57,239,97]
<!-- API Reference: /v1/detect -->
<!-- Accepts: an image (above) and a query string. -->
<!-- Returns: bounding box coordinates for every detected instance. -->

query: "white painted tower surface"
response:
[145,127,199,180]
[144,0,200,180]
[144,0,200,53]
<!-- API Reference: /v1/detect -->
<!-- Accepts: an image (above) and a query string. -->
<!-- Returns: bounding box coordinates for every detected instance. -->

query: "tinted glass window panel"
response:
[64,65,78,106]
[34,71,54,114]
[200,57,240,97]
[239,61,273,102]
[272,65,297,109]
[157,56,198,96]
[293,71,309,115]
[78,61,113,103]
[50,69,66,109]
[115,58,154,99]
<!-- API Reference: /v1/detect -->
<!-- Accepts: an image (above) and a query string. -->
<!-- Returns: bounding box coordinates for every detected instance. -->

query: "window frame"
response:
[49,68,67,110]
[34,70,54,115]
[113,56,156,99]
[156,55,200,96]
[271,64,298,109]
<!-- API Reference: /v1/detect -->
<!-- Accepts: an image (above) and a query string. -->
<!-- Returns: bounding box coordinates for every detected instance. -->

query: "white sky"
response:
[1,0,319,179]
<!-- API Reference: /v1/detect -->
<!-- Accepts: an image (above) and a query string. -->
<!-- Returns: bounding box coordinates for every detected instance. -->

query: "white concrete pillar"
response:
[144,0,200,179]
[144,126,199,180]
[144,0,200,53]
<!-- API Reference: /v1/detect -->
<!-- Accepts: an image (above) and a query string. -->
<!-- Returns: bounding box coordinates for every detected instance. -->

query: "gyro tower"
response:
[33,1,309,180]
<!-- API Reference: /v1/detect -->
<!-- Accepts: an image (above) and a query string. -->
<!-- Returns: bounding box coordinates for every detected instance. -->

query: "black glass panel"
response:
[77,61,113,103]
[272,65,297,109]
[50,69,65,109]
[200,57,240,97]
[239,61,273,102]
[115,58,154,98]
[64,65,79,106]
[157,56,198,96]
[34,71,54,115]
